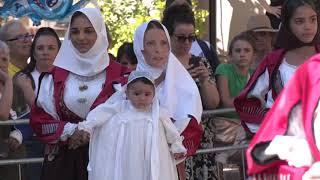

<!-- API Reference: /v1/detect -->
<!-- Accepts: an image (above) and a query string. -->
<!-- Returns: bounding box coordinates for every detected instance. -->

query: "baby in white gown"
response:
[78,71,186,180]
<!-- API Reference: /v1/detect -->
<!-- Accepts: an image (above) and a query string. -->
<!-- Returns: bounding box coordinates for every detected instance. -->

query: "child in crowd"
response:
[214,32,255,164]
[117,42,137,70]
[78,71,186,180]
[216,32,255,115]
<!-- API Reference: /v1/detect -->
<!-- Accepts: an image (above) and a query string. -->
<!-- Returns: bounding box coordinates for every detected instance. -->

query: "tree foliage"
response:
[98,0,208,55]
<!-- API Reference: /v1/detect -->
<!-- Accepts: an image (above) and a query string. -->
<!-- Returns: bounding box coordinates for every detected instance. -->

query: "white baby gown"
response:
[78,98,185,180]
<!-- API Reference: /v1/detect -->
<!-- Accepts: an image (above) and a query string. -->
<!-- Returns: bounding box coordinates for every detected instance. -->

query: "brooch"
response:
[77,98,87,104]
[79,84,88,91]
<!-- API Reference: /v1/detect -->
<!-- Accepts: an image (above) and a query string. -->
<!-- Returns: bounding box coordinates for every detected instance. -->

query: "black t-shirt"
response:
[269,0,284,6]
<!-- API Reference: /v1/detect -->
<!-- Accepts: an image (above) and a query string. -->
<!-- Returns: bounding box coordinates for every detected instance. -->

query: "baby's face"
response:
[126,81,155,110]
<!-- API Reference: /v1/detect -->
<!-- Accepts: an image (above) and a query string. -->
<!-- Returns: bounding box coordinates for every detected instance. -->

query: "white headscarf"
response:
[53,8,109,76]
[133,20,203,133]
[133,21,167,80]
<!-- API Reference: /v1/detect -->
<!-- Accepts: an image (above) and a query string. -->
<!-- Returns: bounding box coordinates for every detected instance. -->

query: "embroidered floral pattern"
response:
[185,56,218,179]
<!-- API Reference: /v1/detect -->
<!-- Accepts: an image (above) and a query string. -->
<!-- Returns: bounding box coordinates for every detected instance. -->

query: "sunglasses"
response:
[173,34,196,43]
[6,34,34,42]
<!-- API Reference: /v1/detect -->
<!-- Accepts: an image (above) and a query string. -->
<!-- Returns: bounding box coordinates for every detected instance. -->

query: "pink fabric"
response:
[250,166,308,180]
[246,54,320,176]
[278,165,308,180]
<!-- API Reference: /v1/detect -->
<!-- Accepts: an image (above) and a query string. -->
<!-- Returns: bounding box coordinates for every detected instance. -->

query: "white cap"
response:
[127,71,155,86]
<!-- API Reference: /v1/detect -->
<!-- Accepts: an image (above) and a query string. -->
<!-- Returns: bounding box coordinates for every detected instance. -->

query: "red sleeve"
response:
[181,117,203,156]
[30,104,66,144]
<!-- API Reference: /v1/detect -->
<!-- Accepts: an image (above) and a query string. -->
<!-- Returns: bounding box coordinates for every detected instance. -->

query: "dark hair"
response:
[228,32,257,55]
[275,0,319,50]
[70,11,87,25]
[117,42,137,65]
[165,0,192,9]
[22,27,61,76]
[162,3,195,35]
[127,77,155,92]
[146,20,165,32]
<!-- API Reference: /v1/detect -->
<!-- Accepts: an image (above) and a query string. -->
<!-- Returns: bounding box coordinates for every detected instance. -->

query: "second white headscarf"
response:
[133,20,203,133]
[53,8,109,76]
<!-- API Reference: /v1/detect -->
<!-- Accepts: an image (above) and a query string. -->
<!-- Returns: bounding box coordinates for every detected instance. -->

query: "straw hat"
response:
[247,15,278,32]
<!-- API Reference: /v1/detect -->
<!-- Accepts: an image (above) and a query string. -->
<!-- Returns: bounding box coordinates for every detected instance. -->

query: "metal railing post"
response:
[18,164,22,180]
[242,149,246,180]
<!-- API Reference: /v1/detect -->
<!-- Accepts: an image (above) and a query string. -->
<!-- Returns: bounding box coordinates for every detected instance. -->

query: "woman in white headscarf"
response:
[29,8,129,180]
[133,20,203,178]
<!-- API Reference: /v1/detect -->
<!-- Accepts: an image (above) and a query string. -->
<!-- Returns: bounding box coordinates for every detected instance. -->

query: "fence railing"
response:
[0,108,236,126]
[0,108,247,180]
[0,119,29,125]
[0,157,44,166]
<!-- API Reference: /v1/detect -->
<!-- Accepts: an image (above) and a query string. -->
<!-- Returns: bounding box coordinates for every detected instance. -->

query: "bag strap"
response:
[197,39,220,72]
[34,72,48,105]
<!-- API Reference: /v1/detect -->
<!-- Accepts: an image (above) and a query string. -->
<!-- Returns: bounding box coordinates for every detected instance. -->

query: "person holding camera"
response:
[162,3,219,180]
[162,3,219,110]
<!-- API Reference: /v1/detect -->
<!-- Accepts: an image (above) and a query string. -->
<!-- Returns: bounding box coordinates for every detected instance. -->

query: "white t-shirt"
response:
[190,40,211,57]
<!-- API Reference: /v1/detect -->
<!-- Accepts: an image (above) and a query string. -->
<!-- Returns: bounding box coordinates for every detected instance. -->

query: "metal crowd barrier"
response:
[0,108,236,126]
[195,144,248,180]
[0,108,248,180]
[0,119,29,125]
